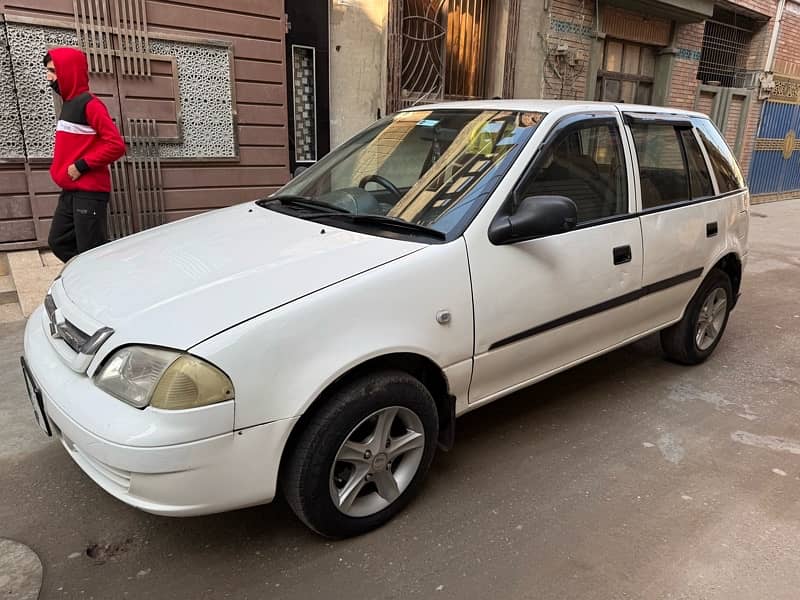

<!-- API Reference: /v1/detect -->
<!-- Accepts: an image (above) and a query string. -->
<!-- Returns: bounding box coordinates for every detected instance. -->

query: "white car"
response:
[22,101,749,538]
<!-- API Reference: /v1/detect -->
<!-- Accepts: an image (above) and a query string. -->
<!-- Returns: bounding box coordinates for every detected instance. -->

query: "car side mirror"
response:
[292,166,308,179]
[488,195,578,245]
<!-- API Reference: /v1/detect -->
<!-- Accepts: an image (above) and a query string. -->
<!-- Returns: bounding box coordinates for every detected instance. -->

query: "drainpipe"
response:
[765,0,786,73]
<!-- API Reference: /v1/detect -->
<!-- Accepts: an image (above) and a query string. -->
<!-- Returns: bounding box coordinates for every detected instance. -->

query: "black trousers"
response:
[48,190,109,263]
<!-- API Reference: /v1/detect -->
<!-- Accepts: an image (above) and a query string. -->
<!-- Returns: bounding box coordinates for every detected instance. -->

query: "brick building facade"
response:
[534,0,800,198]
[333,0,800,201]
[536,0,783,184]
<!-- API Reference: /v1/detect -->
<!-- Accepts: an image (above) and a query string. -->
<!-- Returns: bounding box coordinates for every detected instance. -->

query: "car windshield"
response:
[268,109,545,239]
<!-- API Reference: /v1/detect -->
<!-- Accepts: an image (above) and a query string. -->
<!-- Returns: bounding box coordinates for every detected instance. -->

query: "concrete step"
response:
[0,253,23,323]
[7,250,42,271]
[41,251,62,268]
[0,275,17,305]
[6,250,59,318]
[0,302,24,324]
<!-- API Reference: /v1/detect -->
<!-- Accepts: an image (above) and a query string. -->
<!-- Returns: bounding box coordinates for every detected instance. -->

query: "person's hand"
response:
[67,164,81,181]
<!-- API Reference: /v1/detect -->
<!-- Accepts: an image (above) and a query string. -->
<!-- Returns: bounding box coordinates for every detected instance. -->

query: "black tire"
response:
[660,268,733,365]
[281,371,439,538]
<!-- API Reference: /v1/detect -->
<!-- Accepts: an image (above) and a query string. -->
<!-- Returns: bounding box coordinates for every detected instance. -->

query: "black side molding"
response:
[489,268,704,351]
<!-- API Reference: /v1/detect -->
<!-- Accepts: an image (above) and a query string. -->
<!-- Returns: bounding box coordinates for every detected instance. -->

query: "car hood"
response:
[60,203,423,349]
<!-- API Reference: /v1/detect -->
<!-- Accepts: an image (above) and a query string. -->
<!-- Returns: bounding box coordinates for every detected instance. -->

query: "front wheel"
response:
[281,371,439,538]
[660,268,733,365]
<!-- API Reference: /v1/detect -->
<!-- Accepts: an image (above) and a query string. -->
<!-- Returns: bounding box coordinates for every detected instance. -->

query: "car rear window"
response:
[694,118,746,193]
[680,129,715,199]
[630,123,689,208]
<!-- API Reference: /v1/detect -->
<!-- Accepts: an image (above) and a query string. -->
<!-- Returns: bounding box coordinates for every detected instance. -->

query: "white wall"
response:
[512,3,548,98]
[485,0,511,98]
[329,0,388,148]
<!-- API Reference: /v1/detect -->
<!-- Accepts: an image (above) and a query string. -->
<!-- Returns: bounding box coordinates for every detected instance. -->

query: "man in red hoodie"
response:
[44,48,126,262]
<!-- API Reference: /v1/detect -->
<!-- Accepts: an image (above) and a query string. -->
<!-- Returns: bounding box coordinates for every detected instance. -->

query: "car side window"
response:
[630,124,690,209]
[518,119,628,224]
[694,118,745,193]
[680,129,715,199]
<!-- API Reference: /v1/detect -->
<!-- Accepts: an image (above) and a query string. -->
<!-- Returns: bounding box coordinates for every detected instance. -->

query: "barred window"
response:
[697,8,756,88]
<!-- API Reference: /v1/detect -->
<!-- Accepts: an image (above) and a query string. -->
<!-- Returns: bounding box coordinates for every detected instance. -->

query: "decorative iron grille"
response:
[291,45,317,163]
[388,0,491,111]
[443,0,490,102]
[400,0,447,108]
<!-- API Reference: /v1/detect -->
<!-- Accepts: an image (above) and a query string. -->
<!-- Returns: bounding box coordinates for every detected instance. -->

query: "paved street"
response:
[2,199,799,600]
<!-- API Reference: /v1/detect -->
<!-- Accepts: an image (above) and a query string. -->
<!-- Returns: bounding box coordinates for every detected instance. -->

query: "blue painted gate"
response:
[749,99,800,197]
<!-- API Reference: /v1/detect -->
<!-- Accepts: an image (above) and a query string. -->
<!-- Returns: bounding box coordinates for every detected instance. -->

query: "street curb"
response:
[0,538,43,600]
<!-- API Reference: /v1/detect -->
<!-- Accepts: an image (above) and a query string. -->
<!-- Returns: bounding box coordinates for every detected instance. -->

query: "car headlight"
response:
[94,346,234,410]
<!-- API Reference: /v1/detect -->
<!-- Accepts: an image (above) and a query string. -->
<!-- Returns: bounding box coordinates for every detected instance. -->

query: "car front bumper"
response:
[23,306,297,516]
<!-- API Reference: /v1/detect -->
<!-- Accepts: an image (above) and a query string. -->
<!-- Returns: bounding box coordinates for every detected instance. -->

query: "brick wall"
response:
[601,5,672,45]
[746,21,773,72]
[669,23,705,110]
[739,97,763,176]
[537,0,782,179]
[668,5,775,178]
[775,2,800,76]
[543,0,595,99]
[735,0,777,18]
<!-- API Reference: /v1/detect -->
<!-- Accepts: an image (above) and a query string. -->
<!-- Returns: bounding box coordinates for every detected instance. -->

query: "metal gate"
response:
[386,0,495,113]
[694,85,752,158]
[747,75,800,198]
[749,98,800,198]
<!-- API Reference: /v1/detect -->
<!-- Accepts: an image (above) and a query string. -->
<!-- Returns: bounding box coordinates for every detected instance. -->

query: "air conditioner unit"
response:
[738,70,762,90]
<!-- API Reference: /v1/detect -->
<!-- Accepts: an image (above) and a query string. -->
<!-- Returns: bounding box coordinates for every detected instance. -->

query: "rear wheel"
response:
[281,371,438,538]
[660,268,733,365]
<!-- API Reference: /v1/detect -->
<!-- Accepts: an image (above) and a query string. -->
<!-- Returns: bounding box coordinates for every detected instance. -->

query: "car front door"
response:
[466,111,644,406]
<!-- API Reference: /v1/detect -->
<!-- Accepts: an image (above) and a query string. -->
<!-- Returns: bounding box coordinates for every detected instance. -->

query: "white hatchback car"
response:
[22,101,749,537]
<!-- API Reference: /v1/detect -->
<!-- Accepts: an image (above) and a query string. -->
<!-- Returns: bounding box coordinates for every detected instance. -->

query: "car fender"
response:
[190,239,475,429]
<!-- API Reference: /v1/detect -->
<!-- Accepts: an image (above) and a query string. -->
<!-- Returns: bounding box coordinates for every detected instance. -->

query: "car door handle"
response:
[613,245,632,265]
[706,222,718,237]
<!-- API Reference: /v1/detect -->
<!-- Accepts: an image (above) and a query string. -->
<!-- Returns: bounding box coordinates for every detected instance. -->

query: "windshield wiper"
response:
[257,195,349,213]
[303,212,446,240]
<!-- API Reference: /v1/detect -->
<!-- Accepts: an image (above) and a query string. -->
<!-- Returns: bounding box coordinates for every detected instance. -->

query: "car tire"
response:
[281,370,439,538]
[660,268,733,365]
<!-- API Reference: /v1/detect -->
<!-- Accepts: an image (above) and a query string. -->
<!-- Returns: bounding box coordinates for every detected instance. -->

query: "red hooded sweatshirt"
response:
[49,48,126,193]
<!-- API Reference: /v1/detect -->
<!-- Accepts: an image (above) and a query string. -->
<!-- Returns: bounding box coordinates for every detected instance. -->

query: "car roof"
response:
[400,99,709,120]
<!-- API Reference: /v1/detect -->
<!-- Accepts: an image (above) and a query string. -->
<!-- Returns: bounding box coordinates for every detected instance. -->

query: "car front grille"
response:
[44,294,90,353]
[43,293,115,372]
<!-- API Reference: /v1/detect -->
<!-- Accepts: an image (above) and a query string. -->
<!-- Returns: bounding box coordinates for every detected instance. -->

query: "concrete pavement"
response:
[0,250,61,324]
[1,199,799,600]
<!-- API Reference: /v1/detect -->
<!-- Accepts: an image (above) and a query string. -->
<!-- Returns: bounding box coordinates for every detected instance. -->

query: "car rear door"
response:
[623,112,746,331]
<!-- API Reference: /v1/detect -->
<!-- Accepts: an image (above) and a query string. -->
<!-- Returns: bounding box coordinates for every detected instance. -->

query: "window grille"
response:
[697,9,755,88]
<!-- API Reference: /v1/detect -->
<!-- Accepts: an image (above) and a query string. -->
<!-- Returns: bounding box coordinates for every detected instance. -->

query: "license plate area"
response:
[20,357,52,436]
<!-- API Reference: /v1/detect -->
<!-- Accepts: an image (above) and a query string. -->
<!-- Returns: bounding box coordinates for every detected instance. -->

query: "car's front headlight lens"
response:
[95,346,234,410]
[150,354,234,410]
